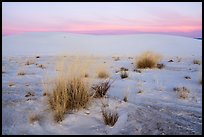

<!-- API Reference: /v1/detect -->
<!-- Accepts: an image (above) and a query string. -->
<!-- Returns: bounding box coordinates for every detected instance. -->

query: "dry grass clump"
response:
[120,71,128,79]
[123,88,129,102]
[28,113,41,124]
[156,63,165,69]
[95,61,109,79]
[133,69,142,73]
[173,87,190,99]
[37,64,46,69]
[25,59,36,65]
[198,68,202,85]
[8,81,15,87]
[199,78,202,85]
[120,67,128,71]
[101,108,119,127]
[92,80,111,98]
[48,77,90,122]
[84,73,89,78]
[137,90,144,94]
[193,59,201,65]
[25,91,35,97]
[98,70,109,79]
[199,73,202,85]
[43,92,48,96]
[135,51,162,69]
[44,57,92,122]
[17,65,26,76]
[113,56,120,61]
[17,71,26,76]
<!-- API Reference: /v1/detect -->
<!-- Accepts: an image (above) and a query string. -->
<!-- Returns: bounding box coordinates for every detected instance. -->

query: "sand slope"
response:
[2,32,202,57]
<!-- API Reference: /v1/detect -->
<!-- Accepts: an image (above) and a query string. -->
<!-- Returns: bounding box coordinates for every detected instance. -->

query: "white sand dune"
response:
[2,32,202,135]
[2,32,202,57]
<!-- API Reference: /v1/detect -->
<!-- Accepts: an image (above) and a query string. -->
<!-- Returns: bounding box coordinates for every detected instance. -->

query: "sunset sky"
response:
[2,2,202,38]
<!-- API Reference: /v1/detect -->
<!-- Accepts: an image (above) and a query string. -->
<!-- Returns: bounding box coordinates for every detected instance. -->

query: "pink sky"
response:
[2,2,202,38]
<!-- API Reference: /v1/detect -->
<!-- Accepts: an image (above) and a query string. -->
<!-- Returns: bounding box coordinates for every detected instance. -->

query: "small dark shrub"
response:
[92,80,111,98]
[123,96,128,102]
[120,67,128,71]
[168,59,174,62]
[134,69,141,73]
[157,63,165,69]
[184,76,191,79]
[120,71,128,79]
[102,108,119,127]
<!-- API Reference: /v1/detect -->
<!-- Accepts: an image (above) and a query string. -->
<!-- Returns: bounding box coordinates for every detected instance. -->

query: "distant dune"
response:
[2,32,202,57]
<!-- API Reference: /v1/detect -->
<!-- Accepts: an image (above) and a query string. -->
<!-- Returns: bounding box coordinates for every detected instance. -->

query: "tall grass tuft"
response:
[101,108,119,127]
[135,51,161,69]
[44,57,92,122]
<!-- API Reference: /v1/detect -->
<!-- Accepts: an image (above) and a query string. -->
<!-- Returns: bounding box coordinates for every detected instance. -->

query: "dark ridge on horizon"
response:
[2,31,200,39]
[194,38,202,40]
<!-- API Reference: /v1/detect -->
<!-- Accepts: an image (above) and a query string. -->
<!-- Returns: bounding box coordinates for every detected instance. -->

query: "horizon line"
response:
[2,31,202,38]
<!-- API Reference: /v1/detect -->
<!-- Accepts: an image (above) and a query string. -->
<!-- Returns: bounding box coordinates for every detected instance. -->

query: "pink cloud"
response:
[2,2,201,38]
[3,21,201,37]
[3,16,201,37]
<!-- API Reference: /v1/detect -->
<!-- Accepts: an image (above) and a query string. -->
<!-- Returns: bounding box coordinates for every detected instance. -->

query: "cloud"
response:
[2,2,202,38]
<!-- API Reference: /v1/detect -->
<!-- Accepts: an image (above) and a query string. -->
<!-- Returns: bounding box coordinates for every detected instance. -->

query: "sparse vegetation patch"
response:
[157,63,165,69]
[135,51,161,69]
[17,71,26,76]
[101,108,119,127]
[120,71,128,79]
[173,87,190,99]
[47,77,90,122]
[8,82,15,87]
[92,80,111,98]
[193,59,201,65]
[25,59,35,65]
[29,113,41,124]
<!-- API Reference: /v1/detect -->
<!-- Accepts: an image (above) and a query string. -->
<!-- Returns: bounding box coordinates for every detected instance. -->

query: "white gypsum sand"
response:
[2,33,202,135]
